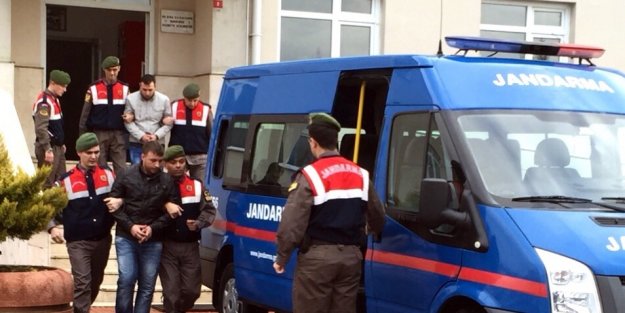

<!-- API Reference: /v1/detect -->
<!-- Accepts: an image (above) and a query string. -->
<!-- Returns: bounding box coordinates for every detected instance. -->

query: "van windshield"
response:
[456,110,625,201]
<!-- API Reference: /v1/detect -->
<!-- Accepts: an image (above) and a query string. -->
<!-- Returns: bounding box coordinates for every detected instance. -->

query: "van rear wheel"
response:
[217,263,268,313]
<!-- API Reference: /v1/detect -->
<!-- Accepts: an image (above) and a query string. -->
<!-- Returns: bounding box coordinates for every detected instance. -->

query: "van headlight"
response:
[536,248,602,313]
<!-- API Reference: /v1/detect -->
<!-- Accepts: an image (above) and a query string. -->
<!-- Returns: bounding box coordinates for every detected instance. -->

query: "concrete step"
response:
[51,242,117,258]
[102,270,119,285]
[95,284,213,305]
[51,255,121,272]
[50,240,213,307]
[97,284,165,304]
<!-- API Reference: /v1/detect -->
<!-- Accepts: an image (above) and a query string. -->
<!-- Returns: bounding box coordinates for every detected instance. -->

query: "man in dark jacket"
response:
[107,141,181,313]
[168,83,213,181]
[159,145,216,313]
[79,56,129,174]
[47,132,115,313]
[273,113,385,313]
[32,69,71,188]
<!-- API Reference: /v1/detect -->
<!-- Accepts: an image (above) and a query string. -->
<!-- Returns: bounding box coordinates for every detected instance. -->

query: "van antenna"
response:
[436,0,444,57]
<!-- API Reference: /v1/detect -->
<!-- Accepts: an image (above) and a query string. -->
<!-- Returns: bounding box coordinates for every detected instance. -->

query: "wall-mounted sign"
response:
[161,10,194,34]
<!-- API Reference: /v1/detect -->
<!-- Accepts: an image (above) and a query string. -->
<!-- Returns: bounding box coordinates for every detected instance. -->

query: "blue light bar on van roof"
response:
[445,36,605,59]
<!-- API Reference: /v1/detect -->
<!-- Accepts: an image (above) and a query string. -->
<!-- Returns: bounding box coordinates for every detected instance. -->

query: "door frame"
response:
[43,0,153,82]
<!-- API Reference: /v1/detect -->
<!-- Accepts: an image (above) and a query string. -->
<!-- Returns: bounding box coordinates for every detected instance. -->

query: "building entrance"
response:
[46,4,145,160]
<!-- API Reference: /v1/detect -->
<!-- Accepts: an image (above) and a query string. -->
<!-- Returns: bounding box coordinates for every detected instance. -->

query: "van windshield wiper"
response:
[601,197,625,202]
[598,197,625,212]
[512,196,592,204]
[513,196,625,212]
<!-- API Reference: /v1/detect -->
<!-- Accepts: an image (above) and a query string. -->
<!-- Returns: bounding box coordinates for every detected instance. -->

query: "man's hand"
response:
[273,262,285,274]
[140,133,152,143]
[186,219,198,231]
[162,116,174,126]
[122,112,135,123]
[130,224,148,241]
[165,202,183,218]
[104,197,123,213]
[44,149,54,164]
[50,227,65,244]
[138,225,152,243]
[140,133,158,143]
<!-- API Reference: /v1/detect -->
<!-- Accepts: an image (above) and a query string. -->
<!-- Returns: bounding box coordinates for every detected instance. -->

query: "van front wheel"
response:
[453,307,486,313]
[218,263,267,313]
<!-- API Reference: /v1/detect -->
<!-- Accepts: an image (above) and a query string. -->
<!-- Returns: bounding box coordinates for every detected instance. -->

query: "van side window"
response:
[248,121,312,196]
[387,113,452,218]
[215,118,249,188]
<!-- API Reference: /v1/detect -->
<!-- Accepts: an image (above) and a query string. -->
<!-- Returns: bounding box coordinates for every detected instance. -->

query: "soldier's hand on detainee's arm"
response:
[273,262,285,274]
[162,116,174,126]
[122,112,134,123]
[49,227,65,244]
[104,197,123,213]
[164,202,183,218]
[44,149,54,164]
[186,219,198,231]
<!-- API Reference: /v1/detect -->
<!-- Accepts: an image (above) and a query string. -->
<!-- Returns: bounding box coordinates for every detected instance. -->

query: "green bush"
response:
[0,134,67,243]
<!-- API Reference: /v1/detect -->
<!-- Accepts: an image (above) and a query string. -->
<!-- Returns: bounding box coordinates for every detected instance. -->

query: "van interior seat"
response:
[468,137,523,196]
[524,137,581,195]
[394,136,427,210]
[339,133,378,174]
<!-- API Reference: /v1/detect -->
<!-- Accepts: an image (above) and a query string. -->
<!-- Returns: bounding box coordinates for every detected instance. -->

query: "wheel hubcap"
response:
[222,277,239,313]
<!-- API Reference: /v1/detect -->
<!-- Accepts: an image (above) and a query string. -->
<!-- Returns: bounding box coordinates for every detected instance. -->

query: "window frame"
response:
[279,0,380,61]
[384,111,487,250]
[480,0,570,60]
[245,114,311,197]
[212,115,251,191]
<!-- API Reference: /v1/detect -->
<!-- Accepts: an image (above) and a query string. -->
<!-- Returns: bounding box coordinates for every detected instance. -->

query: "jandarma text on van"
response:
[493,73,614,93]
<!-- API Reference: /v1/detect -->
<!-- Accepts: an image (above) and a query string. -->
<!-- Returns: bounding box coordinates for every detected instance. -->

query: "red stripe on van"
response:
[366,250,547,298]
[229,225,547,298]
[235,224,276,242]
[367,250,460,277]
[211,219,228,231]
[458,267,548,298]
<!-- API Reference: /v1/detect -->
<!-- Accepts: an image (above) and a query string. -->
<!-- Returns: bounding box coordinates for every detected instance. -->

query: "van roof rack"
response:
[445,36,604,66]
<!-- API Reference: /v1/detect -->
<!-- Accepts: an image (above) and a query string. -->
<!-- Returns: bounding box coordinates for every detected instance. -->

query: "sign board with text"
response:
[161,10,194,34]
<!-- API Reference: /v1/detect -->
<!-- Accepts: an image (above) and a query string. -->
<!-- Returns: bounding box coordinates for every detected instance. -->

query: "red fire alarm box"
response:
[213,0,223,8]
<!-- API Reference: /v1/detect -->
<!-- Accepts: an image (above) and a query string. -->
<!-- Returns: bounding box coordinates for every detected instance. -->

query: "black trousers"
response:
[66,235,112,313]
[35,144,65,188]
[159,240,202,313]
[293,244,362,313]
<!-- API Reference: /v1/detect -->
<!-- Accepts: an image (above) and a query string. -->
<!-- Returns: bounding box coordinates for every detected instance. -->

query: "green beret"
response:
[75,132,99,152]
[50,70,71,85]
[183,83,200,99]
[164,145,185,161]
[101,56,120,69]
[309,112,341,132]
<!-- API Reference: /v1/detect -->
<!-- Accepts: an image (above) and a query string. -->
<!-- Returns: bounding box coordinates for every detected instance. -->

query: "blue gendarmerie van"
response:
[200,37,625,313]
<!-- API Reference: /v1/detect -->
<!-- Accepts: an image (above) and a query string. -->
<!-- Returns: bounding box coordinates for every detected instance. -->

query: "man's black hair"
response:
[140,74,156,85]
[142,141,164,156]
[308,123,338,150]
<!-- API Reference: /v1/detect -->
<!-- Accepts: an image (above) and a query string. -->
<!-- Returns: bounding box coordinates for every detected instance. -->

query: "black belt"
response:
[310,239,335,245]
[311,239,358,246]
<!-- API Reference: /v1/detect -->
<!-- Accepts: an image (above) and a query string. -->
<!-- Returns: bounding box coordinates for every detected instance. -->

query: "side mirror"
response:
[419,178,470,229]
